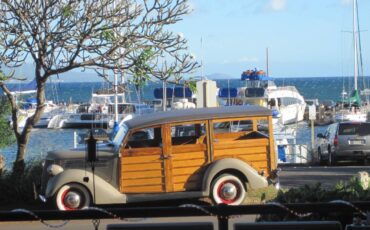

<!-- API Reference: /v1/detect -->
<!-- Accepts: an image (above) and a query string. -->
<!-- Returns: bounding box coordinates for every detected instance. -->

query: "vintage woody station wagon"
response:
[39,105,278,210]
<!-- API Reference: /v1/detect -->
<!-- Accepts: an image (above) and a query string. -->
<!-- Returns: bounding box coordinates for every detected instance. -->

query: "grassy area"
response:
[245,185,279,204]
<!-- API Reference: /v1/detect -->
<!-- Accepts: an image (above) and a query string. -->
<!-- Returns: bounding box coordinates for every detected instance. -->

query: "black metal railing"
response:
[1,201,370,230]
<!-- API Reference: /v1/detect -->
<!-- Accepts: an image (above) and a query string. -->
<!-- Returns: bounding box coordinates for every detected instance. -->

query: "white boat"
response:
[18,99,64,128]
[223,69,306,125]
[335,0,368,122]
[48,91,152,129]
[7,79,64,129]
[152,86,196,111]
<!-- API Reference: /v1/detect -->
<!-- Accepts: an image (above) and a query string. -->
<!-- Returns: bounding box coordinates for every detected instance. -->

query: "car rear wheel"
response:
[211,174,246,205]
[55,183,91,211]
[328,150,335,166]
[317,148,324,165]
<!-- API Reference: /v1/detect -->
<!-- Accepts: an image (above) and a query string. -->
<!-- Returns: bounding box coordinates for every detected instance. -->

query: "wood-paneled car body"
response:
[39,106,278,210]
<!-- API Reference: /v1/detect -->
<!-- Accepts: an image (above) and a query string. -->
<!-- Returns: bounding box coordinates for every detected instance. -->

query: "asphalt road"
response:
[279,165,370,188]
[2,165,370,229]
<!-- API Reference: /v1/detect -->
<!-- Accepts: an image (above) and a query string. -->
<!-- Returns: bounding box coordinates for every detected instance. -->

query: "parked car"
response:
[316,122,370,165]
[39,105,278,210]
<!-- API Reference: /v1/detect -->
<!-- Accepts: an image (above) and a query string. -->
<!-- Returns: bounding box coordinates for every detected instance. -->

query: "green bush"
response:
[275,176,370,203]
[0,161,42,206]
[259,177,370,222]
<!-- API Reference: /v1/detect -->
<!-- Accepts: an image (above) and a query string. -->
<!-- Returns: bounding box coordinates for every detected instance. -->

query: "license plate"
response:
[350,140,365,145]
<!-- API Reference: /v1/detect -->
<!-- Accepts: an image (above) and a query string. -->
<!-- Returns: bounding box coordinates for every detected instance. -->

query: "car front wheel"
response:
[55,183,91,211]
[211,174,246,205]
[328,150,335,166]
[317,148,324,165]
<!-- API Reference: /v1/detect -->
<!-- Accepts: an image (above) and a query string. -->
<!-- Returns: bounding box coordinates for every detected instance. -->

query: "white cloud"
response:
[266,0,287,11]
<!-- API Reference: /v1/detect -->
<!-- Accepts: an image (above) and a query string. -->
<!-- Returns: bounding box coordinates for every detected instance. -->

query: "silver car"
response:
[316,122,370,165]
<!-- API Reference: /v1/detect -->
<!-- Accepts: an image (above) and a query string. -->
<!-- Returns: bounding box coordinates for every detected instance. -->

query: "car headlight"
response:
[47,164,64,176]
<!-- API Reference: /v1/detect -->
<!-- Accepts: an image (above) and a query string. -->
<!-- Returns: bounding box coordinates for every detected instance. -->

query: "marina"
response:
[2,0,370,229]
[0,76,340,167]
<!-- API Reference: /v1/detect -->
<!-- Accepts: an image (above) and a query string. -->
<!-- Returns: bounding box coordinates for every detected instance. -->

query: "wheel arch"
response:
[45,169,127,205]
[201,158,268,195]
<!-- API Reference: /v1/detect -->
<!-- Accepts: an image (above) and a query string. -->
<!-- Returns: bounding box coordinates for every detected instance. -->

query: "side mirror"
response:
[317,133,325,138]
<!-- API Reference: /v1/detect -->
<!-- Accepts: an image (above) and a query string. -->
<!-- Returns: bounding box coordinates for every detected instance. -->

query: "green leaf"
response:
[62,5,73,18]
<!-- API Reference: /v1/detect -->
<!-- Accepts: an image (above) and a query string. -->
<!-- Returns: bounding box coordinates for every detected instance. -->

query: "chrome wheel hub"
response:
[64,191,81,209]
[220,183,237,200]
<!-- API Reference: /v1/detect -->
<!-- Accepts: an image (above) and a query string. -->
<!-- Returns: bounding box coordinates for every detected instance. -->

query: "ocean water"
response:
[35,76,368,103]
[0,76,363,167]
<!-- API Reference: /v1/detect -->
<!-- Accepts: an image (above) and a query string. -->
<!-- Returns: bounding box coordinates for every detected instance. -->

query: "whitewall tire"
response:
[55,183,91,211]
[211,174,246,205]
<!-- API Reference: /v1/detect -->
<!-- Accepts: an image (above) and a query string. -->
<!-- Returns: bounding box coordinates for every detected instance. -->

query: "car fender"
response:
[45,169,126,205]
[201,158,268,194]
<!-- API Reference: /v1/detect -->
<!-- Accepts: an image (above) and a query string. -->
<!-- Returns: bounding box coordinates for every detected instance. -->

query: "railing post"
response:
[218,216,228,230]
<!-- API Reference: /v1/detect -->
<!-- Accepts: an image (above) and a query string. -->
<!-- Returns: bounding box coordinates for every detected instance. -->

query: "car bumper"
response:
[335,150,370,159]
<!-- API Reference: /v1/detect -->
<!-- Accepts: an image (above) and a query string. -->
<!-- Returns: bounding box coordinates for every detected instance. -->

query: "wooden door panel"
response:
[170,144,207,192]
[120,147,166,193]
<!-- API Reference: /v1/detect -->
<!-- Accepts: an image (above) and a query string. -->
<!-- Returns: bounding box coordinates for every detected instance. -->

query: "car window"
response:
[171,122,206,145]
[338,123,370,136]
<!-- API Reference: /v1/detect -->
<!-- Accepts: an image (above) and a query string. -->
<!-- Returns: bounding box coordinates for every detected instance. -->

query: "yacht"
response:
[228,69,306,125]
[48,91,152,129]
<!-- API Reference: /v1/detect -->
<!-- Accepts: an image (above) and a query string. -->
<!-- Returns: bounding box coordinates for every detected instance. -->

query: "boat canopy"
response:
[218,87,238,98]
[154,87,193,99]
[241,69,273,81]
[174,87,193,98]
[154,87,174,99]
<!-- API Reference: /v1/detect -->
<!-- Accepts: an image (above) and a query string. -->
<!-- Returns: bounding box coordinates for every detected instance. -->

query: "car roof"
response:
[125,105,271,129]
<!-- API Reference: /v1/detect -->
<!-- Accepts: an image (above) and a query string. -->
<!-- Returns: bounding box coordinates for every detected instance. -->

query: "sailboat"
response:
[7,79,62,129]
[335,0,368,122]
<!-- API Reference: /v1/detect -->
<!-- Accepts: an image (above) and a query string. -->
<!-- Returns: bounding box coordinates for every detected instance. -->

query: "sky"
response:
[10,0,370,82]
[171,0,370,78]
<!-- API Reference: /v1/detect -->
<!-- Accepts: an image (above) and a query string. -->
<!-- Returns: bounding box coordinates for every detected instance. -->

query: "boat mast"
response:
[353,0,358,91]
[113,0,119,130]
[266,47,269,77]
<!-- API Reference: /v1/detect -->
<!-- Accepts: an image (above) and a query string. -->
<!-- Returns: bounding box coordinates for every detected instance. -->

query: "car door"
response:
[166,121,209,192]
[119,126,168,194]
[319,127,330,156]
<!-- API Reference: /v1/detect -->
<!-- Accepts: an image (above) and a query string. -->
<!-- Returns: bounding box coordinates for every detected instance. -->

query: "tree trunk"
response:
[0,153,4,175]
[12,77,46,175]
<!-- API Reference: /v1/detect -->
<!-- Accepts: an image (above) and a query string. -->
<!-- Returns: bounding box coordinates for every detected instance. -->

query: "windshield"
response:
[112,123,129,147]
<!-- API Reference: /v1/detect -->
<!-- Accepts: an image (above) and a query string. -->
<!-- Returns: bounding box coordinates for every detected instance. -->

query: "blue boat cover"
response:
[153,88,174,99]
[241,73,273,81]
[174,87,193,98]
[25,98,37,104]
[218,88,238,98]
[272,109,280,118]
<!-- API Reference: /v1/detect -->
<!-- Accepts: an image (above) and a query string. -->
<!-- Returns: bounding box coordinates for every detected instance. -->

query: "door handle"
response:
[161,155,171,160]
